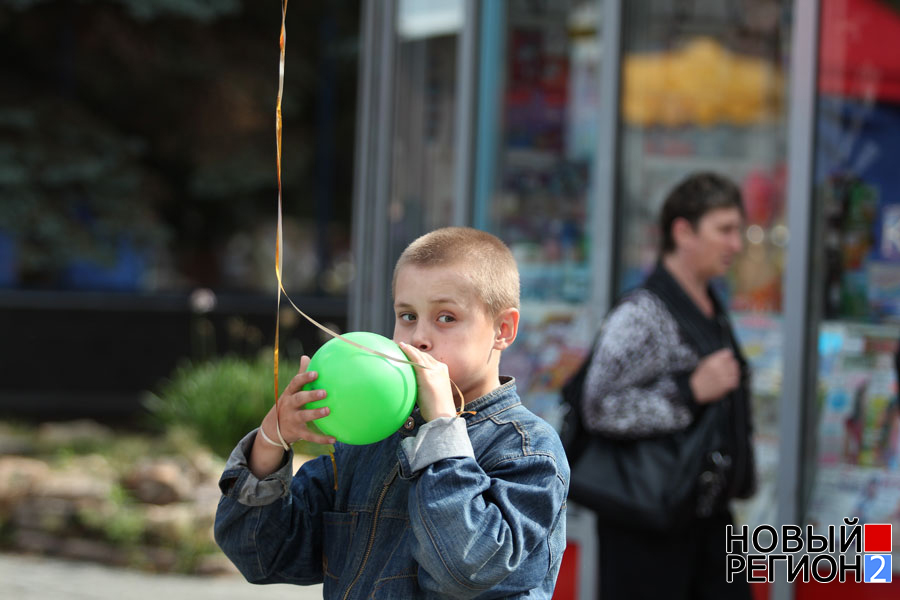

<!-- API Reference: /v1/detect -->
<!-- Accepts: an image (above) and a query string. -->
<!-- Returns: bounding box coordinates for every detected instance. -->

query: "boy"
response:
[215,227,570,598]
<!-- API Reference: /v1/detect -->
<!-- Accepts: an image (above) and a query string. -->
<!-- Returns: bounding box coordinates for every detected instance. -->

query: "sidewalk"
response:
[0,553,323,600]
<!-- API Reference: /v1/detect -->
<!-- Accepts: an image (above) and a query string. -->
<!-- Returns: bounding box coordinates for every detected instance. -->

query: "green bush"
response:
[145,353,330,459]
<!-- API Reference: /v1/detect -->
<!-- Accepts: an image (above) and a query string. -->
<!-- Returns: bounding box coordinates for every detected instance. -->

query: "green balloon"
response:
[303,331,417,445]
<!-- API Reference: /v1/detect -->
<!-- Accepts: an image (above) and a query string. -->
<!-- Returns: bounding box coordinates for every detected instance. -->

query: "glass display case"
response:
[805,0,900,572]
[388,0,464,254]
[473,0,605,428]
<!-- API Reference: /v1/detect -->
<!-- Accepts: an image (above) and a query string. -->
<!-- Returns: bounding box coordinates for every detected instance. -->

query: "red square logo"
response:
[864,524,892,553]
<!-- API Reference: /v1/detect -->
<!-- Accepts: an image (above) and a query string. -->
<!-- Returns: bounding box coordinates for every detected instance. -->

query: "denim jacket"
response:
[214,377,569,599]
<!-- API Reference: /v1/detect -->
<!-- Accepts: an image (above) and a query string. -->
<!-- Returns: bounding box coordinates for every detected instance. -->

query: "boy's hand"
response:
[263,355,337,445]
[398,342,457,422]
[250,356,335,479]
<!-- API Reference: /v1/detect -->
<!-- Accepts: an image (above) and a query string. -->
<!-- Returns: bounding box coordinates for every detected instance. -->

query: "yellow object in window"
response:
[622,37,783,127]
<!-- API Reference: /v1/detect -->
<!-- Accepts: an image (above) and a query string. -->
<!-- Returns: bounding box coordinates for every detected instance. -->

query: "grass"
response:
[144,352,331,459]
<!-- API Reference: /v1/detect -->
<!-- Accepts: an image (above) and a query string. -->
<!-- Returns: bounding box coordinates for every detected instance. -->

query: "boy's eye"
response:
[437,314,455,323]
[399,313,416,322]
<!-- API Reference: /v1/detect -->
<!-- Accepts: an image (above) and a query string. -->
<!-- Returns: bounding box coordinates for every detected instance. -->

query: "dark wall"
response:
[0,291,347,421]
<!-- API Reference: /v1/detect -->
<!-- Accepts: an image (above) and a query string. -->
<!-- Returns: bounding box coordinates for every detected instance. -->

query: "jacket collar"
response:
[400,377,519,436]
[462,376,519,420]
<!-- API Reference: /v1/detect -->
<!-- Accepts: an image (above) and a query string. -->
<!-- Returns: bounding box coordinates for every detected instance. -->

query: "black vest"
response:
[643,263,756,500]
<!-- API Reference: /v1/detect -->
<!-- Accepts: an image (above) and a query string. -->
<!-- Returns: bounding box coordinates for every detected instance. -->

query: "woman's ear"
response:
[493,307,520,351]
[671,216,695,249]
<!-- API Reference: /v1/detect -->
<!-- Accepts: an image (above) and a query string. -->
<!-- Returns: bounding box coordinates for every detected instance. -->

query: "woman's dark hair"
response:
[659,172,744,254]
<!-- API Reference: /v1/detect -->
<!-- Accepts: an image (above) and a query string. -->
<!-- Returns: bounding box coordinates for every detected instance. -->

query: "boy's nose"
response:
[410,331,431,351]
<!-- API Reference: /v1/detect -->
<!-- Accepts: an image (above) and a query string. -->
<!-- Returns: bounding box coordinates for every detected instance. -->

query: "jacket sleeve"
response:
[399,417,567,598]
[582,292,699,439]
[213,429,336,585]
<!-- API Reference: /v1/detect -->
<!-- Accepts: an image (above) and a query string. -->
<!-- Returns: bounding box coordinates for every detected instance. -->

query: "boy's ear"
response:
[493,307,519,351]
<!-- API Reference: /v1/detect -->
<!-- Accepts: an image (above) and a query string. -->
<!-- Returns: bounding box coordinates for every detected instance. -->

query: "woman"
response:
[583,172,755,599]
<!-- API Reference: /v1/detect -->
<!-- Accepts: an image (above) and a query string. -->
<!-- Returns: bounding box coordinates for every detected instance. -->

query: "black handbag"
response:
[560,353,727,532]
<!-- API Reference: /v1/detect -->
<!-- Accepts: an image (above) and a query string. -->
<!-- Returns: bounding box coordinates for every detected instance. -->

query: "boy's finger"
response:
[298,402,330,420]
[286,369,318,394]
[397,341,415,358]
[300,429,337,445]
[294,388,326,408]
[398,342,430,366]
[298,355,311,372]
[399,344,424,367]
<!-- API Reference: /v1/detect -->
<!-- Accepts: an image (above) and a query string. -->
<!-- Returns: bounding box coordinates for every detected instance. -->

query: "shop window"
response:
[806,0,900,570]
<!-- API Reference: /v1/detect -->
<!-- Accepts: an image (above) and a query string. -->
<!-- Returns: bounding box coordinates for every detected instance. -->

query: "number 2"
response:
[870,555,886,583]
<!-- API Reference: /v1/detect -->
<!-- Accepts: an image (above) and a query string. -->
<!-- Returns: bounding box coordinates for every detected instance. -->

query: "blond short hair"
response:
[392,227,520,317]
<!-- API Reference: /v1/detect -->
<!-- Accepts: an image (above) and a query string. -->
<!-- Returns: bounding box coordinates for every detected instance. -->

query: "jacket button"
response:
[403,416,415,430]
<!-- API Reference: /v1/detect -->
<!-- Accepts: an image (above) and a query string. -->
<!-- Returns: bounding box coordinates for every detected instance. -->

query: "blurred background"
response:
[2,1,900,599]
[0,0,356,595]
[0,0,358,420]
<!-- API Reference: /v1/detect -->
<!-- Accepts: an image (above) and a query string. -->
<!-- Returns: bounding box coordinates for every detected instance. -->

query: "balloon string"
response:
[272,0,290,451]
[271,2,469,443]
[277,278,427,369]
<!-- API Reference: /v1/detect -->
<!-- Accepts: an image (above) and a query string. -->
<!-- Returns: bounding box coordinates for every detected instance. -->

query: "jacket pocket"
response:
[371,572,419,598]
[371,519,418,597]
[322,511,357,580]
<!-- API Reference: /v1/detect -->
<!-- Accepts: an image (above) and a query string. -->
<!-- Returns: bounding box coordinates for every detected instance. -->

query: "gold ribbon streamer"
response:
[273,0,289,451]
[272,2,465,450]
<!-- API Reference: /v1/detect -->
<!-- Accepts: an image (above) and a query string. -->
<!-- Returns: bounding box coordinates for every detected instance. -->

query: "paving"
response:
[0,553,323,600]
